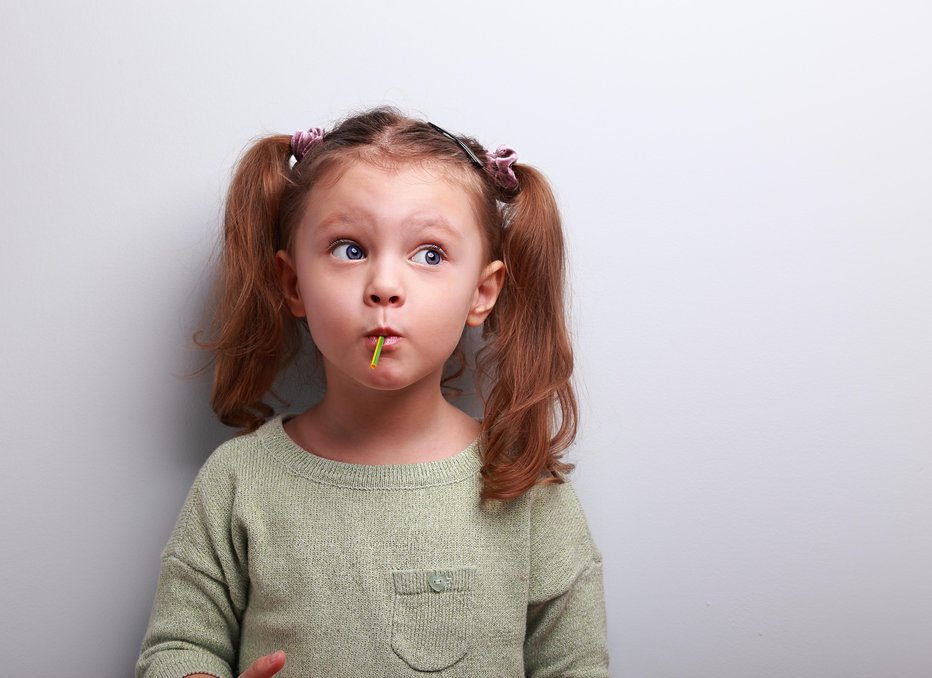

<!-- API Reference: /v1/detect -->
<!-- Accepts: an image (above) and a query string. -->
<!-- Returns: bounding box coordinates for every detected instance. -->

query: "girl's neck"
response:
[285,371,480,465]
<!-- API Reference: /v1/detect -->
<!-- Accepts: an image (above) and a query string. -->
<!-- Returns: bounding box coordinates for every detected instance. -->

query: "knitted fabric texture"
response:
[136,416,609,677]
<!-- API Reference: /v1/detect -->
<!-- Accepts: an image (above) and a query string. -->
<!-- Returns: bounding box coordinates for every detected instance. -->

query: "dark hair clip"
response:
[427,122,483,168]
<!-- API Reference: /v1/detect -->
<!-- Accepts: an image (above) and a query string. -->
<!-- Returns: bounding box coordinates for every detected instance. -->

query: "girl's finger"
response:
[239,650,286,678]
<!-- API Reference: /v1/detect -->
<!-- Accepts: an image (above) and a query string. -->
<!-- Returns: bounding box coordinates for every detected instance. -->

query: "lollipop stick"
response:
[370,335,385,369]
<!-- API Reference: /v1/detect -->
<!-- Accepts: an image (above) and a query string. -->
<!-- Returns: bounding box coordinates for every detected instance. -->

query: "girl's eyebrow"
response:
[312,212,369,237]
[406,215,462,240]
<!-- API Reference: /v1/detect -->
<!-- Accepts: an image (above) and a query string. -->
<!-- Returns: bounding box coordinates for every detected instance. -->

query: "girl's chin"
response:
[319,354,447,393]
[360,366,446,393]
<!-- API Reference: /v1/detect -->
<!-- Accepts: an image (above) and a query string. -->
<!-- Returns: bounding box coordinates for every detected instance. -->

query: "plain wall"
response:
[1,1,930,676]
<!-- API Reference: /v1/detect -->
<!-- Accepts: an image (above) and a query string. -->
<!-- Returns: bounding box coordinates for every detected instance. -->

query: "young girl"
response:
[136,108,608,677]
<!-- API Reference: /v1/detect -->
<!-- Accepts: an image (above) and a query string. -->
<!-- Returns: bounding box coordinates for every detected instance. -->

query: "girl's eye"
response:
[331,241,365,261]
[411,246,444,266]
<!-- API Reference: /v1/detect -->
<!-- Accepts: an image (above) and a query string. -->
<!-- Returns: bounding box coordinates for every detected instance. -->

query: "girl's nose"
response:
[368,290,403,305]
[365,265,405,307]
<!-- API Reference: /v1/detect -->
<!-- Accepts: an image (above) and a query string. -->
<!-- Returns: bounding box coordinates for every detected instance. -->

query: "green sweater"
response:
[137,416,609,677]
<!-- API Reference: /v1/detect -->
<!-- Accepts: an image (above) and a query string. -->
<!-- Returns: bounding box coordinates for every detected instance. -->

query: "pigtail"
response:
[479,165,578,501]
[198,135,299,433]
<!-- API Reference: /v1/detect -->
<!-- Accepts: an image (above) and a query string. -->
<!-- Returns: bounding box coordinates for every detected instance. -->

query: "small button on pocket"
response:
[391,567,475,672]
[429,574,453,592]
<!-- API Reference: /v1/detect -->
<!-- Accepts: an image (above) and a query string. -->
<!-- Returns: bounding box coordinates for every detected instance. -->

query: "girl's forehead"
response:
[315,157,475,193]
[295,158,494,255]
[307,161,479,219]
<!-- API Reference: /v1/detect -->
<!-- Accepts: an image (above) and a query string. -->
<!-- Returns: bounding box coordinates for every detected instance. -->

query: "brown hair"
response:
[199,107,577,500]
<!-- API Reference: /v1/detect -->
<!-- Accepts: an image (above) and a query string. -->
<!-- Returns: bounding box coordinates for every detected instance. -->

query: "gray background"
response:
[2,1,931,676]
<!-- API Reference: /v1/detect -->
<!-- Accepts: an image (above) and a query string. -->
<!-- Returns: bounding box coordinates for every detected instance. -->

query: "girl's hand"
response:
[186,651,287,678]
[239,651,287,678]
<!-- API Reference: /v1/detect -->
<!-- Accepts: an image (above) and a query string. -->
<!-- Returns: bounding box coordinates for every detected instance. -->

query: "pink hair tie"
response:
[291,127,325,163]
[486,145,519,191]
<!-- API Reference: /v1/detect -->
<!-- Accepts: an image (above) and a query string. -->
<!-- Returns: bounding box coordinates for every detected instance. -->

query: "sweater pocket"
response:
[391,567,475,672]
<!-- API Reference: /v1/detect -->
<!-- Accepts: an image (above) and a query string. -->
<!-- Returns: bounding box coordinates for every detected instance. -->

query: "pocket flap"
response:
[393,568,475,595]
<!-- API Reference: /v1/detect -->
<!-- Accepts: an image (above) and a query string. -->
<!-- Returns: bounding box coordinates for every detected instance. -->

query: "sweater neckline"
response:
[257,415,483,490]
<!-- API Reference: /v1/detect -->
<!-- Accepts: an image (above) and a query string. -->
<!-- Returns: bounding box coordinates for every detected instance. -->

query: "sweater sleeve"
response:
[136,445,250,678]
[523,482,610,678]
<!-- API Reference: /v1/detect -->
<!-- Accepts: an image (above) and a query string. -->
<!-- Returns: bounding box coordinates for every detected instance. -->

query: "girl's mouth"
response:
[366,335,401,350]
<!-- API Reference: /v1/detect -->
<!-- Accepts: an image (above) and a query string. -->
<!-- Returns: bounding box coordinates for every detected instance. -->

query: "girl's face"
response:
[276,161,504,394]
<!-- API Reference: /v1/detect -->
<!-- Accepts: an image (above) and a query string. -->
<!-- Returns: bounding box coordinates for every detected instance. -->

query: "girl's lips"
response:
[366,335,401,350]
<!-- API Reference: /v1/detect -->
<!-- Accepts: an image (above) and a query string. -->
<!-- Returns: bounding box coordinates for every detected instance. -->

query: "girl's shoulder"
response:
[201,414,290,464]
[165,417,292,561]
[188,416,286,494]
[525,479,597,542]
[200,427,262,468]
[526,475,586,508]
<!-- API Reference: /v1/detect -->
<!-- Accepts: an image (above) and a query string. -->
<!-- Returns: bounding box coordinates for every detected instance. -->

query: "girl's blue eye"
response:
[332,241,365,261]
[412,247,444,266]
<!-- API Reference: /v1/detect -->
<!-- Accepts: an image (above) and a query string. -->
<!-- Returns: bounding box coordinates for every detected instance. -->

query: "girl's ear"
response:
[466,260,505,327]
[275,250,306,317]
